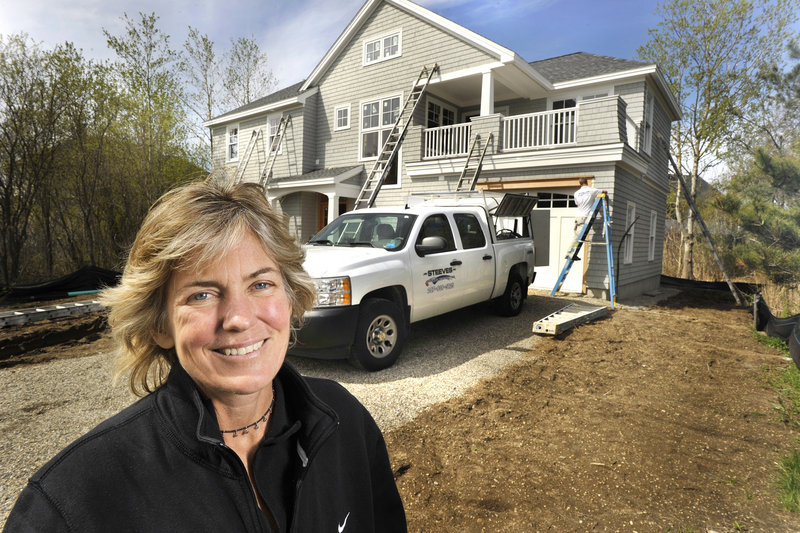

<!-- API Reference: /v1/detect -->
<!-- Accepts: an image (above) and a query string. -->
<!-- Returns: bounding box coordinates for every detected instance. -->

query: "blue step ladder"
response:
[550,193,616,308]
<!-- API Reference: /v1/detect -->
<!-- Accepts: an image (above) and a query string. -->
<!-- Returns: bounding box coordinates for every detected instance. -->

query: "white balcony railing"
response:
[423,122,472,159]
[502,109,577,151]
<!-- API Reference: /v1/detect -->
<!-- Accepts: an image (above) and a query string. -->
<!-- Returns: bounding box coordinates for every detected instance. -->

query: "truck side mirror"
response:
[415,236,447,256]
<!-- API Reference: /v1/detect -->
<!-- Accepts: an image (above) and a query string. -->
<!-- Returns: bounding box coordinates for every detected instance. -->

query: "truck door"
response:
[409,213,462,321]
[453,212,494,306]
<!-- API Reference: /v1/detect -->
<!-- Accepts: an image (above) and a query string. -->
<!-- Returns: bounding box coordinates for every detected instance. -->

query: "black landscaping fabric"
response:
[753,293,800,371]
[1,266,120,303]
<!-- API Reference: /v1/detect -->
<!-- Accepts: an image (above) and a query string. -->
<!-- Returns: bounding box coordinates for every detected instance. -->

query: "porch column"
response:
[480,70,495,116]
[327,192,338,224]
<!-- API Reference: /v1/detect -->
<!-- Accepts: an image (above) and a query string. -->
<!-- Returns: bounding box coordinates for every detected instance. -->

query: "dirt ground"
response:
[2,289,799,532]
[385,289,800,532]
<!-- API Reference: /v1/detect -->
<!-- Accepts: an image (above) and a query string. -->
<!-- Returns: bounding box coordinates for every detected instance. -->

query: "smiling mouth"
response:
[218,340,264,357]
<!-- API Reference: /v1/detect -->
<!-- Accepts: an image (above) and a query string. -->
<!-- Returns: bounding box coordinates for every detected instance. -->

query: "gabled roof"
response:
[300,0,550,91]
[530,52,651,84]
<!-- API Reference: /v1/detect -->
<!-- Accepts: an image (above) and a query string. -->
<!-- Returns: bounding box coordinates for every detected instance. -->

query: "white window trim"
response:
[362,29,402,66]
[267,114,283,155]
[547,86,613,109]
[648,210,657,262]
[226,123,240,162]
[334,104,351,131]
[426,96,457,127]
[358,93,403,189]
[624,201,636,264]
[358,93,402,162]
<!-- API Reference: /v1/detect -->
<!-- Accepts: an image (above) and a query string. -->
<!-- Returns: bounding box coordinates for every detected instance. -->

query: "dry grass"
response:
[663,226,800,315]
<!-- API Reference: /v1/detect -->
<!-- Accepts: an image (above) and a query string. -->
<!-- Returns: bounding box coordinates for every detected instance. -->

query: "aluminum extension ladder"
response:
[550,193,616,308]
[354,64,439,209]
[259,115,292,187]
[455,133,493,191]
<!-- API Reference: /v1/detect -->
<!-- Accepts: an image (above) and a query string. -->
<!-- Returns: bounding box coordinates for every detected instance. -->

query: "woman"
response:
[4,180,406,532]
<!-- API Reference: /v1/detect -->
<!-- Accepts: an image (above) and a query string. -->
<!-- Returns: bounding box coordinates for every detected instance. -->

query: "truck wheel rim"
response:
[366,314,397,359]
[510,283,522,309]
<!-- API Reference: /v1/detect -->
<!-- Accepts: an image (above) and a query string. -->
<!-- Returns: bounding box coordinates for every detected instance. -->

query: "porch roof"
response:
[269,165,364,187]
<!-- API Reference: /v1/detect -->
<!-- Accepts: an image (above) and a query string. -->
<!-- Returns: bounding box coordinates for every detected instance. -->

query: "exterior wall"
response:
[303,93,320,173]
[593,165,666,299]
[615,81,645,150]
[644,80,672,191]
[276,191,319,242]
[314,1,496,170]
[576,96,625,146]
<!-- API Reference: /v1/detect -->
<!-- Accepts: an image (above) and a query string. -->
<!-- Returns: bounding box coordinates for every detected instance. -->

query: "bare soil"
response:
[385,290,800,532]
[3,289,799,532]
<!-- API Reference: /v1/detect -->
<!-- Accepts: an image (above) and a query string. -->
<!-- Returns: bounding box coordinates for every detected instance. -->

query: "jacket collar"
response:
[154,362,339,460]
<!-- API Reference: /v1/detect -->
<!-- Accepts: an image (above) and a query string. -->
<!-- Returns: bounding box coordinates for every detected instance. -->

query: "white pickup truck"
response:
[289,192,537,370]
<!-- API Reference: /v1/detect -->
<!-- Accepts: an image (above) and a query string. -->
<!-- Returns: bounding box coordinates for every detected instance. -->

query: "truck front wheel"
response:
[350,298,406,371]
[494,272,525,317]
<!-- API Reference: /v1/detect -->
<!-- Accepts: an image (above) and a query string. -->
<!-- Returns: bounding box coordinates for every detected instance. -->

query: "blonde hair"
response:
[101,179,316,396]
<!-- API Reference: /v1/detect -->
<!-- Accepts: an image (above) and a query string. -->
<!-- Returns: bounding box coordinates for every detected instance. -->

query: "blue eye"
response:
[254,282,271,290]
[191,292,210,301]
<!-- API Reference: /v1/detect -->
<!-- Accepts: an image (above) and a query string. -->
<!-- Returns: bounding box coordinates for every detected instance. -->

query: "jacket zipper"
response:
[288,420,339,532]
[218,442,273,532]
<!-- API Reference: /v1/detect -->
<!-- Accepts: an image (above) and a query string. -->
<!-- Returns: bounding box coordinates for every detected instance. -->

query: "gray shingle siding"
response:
[315,1,495,170]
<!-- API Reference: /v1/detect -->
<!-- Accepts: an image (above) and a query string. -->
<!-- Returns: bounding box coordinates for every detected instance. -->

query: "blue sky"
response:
[0,0,662,90]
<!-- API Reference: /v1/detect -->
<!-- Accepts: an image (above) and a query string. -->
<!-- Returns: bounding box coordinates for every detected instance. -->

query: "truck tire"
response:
[494,272,525,317]
[350,298,406,371]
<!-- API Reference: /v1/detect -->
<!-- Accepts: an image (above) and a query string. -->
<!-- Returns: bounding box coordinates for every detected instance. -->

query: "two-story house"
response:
[204,0,680,300]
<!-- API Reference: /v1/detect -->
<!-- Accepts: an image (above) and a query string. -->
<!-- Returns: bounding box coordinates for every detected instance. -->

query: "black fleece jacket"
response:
[3,363,406,532]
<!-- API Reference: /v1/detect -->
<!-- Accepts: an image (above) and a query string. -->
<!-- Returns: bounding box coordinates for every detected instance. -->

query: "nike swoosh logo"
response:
[338,511,350,532]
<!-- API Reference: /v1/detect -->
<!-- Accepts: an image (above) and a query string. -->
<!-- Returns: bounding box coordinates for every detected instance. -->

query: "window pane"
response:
[362,131,379,158]
[427,102,441,127]
[366,40,380,62]
[416,214,456,253]
[337,108,348,128]
[442,108,455,126]
[382,97,400,126]
[362,102,379,129]
[455,213,486,249]
[384,35,399,57]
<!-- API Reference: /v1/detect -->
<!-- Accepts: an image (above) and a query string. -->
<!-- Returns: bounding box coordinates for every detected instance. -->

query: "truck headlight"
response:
[314,276,351,307]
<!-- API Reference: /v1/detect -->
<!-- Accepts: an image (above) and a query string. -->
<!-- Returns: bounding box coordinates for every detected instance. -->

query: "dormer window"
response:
[363,31,401,65]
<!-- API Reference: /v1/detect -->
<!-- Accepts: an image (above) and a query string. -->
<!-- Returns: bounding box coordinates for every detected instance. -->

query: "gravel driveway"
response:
[0,292,577,524]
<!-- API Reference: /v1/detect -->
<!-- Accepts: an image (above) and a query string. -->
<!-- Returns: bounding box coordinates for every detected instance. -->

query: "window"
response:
[267,115,283,153]
[581,93,609,101]
[416,214,456,255]
[642,90,654,154]
[363,31,401,65]
[552,99,576,110]
[533,192,577,209]
[648,210,657,261]
[334,105,350,130]
[427,100,455,128]
[624,202,636,264]
[226,124,239,162]
[361,95,401,185]
[454,213,486,249]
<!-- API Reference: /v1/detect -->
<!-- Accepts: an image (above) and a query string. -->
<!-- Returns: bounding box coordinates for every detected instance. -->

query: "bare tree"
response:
[638,0,798,279]
[223,36,276,109]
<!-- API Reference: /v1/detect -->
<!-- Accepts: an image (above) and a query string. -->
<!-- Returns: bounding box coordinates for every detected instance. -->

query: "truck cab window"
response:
[454,213,486,249]
[416,214,456,254]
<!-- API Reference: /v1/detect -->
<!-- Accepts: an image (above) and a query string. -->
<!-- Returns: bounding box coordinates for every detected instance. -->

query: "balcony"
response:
[417,96,639,161]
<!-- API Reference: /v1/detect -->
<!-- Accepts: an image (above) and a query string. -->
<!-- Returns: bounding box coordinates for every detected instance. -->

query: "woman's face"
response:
[154,231,292,403]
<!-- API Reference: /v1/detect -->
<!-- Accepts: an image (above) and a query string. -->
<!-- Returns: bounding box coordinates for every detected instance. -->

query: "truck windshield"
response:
[308,213,417,251]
